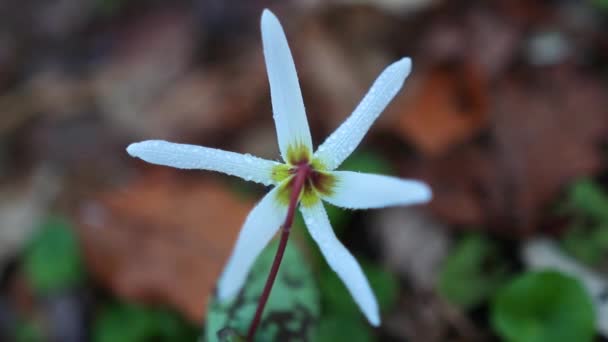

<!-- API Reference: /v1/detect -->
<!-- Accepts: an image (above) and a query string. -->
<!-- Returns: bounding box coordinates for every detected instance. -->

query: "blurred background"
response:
[1,0,608,341]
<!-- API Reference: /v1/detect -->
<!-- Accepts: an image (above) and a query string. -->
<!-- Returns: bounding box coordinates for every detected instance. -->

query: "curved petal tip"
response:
[126,142,143,157]
[261,8,277,25]
[416,182,433,204]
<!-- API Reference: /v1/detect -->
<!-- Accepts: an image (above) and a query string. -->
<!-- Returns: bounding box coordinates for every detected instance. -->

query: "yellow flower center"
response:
[272,144,337,207]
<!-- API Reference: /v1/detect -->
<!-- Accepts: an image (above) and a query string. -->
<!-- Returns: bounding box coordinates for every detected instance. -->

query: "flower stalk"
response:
[247,163,312,340]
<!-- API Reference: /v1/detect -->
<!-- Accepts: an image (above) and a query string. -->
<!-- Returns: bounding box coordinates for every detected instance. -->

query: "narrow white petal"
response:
[261,9,313,160]
[127,140,280,186]
[324,171,431,209]
[315,58,412,170]
[217,186,287,301]
[300,202,380,326]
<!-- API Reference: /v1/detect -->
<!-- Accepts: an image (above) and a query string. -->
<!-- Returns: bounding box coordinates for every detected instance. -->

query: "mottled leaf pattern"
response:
[206,240,319,341]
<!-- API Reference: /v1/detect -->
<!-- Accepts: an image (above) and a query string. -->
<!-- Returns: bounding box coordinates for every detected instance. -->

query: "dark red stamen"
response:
[246,163,312,340]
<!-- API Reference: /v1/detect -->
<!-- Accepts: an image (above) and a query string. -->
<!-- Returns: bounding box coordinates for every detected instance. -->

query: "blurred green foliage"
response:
[564,179,608,221]
[96,0,130,15]
[593,0,608,10]
[205,240,320,342]
[14,318,44,342]
[316,315,373,342]
[438,234,511,309]
[94,303,198,342]
[23,217,84,294]
[560,179,608,265]
[491,270,595,342]
[340,150,394,176]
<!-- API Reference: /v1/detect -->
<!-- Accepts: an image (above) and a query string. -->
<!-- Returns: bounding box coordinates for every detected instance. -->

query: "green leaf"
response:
[565,179,608,222]
[93,302,197,342]
[96,0,130,15]
[315,315,374,342]
[340,150,394,176]
[205,240,320,342]
[592,0,608,10]
[491,270,595,342]
[438,234,510,309]
[13,318,44,342]
[561,223,608,265]
[559,180,608,266]
[23,217,84,294]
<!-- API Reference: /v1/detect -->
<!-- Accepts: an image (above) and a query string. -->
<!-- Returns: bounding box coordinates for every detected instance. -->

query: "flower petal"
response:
[261,9,313,161]
[127,140,280,186]
[217,186,287,301]
[323,171,431,209]
[300,202,380,326]
[314,58,412,170]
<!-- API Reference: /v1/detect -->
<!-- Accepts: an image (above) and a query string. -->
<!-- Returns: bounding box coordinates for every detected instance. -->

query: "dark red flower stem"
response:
[247,163,311,341]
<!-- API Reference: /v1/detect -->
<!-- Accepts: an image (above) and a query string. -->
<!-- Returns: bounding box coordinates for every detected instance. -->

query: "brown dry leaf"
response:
[407,67,608,235]
[490,68,608,234]
[77,170,254,322]
[392,65,488,157]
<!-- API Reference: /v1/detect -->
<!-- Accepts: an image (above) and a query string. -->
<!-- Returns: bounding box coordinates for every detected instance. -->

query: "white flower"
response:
[126,9,431,326]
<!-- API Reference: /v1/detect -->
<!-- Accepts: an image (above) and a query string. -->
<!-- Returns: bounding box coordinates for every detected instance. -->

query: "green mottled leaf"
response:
[491,270,595,342]
[94,302,197,342]
[23,217,84,294]
[205,240,320,342]
[438,234,510,309]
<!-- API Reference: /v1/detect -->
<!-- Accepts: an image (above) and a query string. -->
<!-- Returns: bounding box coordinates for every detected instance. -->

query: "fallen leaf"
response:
[392,64,488,157]
[489,68,607,234]
[77,170,255,322]
[406,67,608,235]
